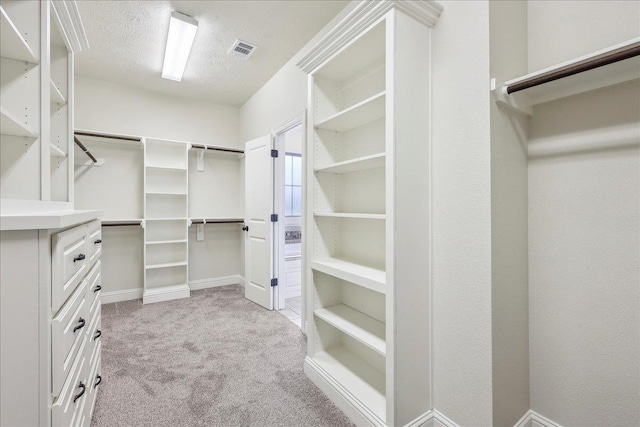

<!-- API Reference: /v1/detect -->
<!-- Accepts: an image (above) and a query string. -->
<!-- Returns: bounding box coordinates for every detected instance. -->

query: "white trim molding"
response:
[296,0,443,74]
[189,275,244,291]
[514,410,564,427]
[51,0,89,52]
[100,288,143,304]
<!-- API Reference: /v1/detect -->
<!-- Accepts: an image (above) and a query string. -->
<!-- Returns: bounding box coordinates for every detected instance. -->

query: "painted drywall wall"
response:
[488,2,530,426]
[75,76,241,149]
[527,0,640,72]
[528,80,640,426]
[528,3,640,425]
[75,77,244,297]
[431,2,493,425]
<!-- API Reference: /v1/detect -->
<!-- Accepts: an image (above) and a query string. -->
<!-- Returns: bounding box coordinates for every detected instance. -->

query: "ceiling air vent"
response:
[228,39,257,59]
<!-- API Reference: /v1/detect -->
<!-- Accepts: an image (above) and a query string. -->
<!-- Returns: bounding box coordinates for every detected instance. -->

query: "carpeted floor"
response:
[92,285,353,427]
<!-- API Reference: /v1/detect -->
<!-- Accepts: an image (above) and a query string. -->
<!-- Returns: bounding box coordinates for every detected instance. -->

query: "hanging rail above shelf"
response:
[101,219,144,227]
[492,38,640,116]
[189,218,244,225]
[75,130,141,142]
[190,143,244,154]
[74,136,97,162]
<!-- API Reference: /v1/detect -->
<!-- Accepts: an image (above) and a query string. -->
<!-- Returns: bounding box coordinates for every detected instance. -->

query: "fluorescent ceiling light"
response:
[162,11,198,81]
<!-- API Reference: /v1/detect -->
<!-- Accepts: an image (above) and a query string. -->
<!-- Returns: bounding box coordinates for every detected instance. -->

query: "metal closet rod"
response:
[101,222,141,227]
[74,136,98,163]
[190,143,244,154]
[506,44,640,94]
[190,219,244,224]
[74,131,141,142]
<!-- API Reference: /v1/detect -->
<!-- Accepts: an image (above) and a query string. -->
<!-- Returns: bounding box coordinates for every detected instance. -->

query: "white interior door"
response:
[244,135,274,310]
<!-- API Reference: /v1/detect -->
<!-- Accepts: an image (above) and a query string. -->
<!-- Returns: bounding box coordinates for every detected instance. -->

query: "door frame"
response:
[272,111,306,333]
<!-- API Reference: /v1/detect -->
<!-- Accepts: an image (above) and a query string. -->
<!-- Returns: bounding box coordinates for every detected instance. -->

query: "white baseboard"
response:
[100,288,143,304]
[430,410,459,427]
[304,357,386,427]
[189,274,244,290]
[515,410,563,427]
[143,285,190,304]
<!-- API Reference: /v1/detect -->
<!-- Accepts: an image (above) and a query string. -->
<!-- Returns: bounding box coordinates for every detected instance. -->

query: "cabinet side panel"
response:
[390,11,432,426]
[0,230,40,427]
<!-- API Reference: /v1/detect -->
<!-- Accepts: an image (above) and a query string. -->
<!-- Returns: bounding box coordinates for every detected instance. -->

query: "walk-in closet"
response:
[0,1,638,427]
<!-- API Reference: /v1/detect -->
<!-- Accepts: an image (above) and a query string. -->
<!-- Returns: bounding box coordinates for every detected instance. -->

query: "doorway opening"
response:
[274,119,304,329]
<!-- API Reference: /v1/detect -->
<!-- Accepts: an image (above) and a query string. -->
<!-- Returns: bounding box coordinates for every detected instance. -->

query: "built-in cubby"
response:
[143,138,190,303]
[300,3,439,425]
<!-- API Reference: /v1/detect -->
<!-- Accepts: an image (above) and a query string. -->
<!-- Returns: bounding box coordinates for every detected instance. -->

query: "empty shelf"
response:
[145,164,187,171]
[315,153,385,174]
[315,304,386,356]
[145,261,187,270]
[146,239,187,245]
[311,347,386,422]
[146,191,187,196]
[311,257,385,294]
[50,143,65,157]
[1,106,38,138]
[145,218,187,221]
[0,6,38,64]
[101,218,143,226]
[315,213,385,220]
[315,92,385,133]
[50,79,66,104]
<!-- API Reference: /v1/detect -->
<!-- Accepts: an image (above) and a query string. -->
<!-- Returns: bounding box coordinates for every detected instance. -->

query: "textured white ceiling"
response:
[75,1,349,107]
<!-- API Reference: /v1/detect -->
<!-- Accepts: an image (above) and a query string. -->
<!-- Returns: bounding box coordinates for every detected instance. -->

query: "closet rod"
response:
[74,136,98,163]
[190,219,244,225]
[506,44,640,94]
[190,144,244,154]
[102,223,140,227]
[75,131,141,142]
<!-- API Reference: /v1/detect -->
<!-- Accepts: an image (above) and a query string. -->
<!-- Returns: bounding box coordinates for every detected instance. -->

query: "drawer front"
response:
[52,339,89,427]
[86,220,102,269]
[53,225,89,314]
[85,343,101,423]
[52,279,89,397]
[86,303,101,362]
[86,261,102,316]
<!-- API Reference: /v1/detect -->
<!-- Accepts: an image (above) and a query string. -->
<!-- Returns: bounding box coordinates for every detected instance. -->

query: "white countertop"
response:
[1,209,102,231]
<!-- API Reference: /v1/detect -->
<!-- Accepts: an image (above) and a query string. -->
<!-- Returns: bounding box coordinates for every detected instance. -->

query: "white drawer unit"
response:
[52,224,89,314]
[86,261,102,314]
[51,342,89,427]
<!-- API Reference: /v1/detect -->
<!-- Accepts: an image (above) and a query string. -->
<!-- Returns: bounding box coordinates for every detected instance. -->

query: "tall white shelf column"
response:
[143,138,190,304]
[297,1,441,426]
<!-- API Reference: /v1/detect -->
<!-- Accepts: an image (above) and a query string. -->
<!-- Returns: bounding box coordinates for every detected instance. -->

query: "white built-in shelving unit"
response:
[0,0,85,213]
[297,1,441,425]
[143,138,190,304]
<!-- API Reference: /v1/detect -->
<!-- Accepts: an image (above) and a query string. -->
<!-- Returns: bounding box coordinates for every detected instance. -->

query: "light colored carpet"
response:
[92,285,352,427]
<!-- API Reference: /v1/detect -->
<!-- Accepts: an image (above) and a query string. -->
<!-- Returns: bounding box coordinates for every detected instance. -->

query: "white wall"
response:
[431,2,493,425]
[489,2,530,426]
[527,3,640,425]
[527,0,640,72]
[528,80,640,426]
[76,76,241,148]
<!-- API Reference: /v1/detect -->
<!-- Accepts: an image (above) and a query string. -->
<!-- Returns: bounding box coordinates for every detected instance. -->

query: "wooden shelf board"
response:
[146,164,187,171]
[146,191,187,196]
[504,38,640,107]
[0,106,38,138]
[145,261,187,270]
[315,153,385,174]
[101,218,142,225]
[50,143,65,157]
[315,304,386,356]
[314,213,385,220]
[0,6,38,64]
[50,79,66,105]
[146,239,187,245]
[312,347,386,421]
[311,257,385,294]
[315,92,385,133]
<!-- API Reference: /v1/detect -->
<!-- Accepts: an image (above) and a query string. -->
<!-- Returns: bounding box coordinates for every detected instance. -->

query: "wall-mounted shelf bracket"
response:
[491,78,533,117]
[197,146,205,171]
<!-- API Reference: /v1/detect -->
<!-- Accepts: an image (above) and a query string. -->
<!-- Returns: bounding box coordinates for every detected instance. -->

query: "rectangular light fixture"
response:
[161,11,198,81]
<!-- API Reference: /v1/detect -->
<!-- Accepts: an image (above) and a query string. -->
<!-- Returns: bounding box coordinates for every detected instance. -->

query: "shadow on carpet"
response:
[92,284,353,427]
